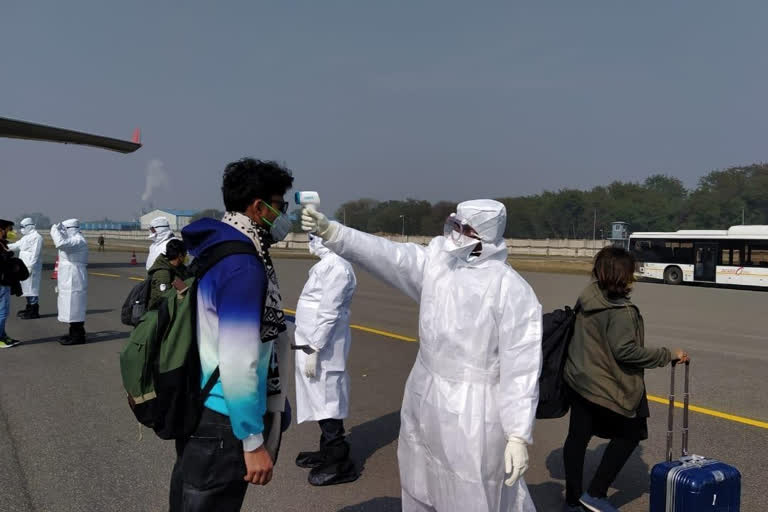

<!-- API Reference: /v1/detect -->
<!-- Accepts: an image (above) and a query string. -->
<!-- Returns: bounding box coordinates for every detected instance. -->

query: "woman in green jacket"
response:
[148,239,188,310]
[562,247,689,512]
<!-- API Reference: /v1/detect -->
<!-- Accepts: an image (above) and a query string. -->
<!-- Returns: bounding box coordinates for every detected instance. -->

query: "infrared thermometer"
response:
[295,191,320,211]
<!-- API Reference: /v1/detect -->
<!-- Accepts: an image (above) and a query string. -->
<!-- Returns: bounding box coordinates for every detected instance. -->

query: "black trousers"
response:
[563,393,640,504]
[169,408,248,512]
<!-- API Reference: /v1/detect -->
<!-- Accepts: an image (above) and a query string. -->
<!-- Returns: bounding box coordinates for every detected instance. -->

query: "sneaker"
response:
[579,493,619,512]
[0,337,22,348]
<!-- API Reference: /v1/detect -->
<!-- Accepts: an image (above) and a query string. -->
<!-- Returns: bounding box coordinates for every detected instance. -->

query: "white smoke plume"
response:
[142,159,170,202]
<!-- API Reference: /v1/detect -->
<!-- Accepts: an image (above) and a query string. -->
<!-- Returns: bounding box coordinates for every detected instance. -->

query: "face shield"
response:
[443,214,483,261]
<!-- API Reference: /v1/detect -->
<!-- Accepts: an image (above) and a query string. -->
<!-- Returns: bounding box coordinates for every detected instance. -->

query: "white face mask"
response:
[443,234,481,263]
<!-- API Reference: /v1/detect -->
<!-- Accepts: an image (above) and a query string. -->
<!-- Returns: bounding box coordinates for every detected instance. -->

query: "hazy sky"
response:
[3,1,768,222]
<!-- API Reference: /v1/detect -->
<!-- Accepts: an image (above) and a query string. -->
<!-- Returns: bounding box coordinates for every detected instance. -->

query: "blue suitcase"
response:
[649,362,741,511]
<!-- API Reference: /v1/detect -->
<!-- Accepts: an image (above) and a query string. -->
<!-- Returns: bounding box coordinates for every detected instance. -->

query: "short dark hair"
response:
[221,158,294,213]
[593,246,636,299]
[0,219,14,230]
[165,239,187,261]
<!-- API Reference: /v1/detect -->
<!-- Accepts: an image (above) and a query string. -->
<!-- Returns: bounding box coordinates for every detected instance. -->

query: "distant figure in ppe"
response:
[147,239,189,311]
[9,218,43,320]
[294,234,359,486]
[146,217,178,271]
[51,219,89,345]
[302,200,543,512]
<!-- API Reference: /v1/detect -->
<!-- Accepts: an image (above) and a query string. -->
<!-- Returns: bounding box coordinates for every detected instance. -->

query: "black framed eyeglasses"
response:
[270,200,290,214]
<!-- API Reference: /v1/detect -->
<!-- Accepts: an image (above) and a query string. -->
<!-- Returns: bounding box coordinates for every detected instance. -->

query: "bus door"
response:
[694,243,717,282]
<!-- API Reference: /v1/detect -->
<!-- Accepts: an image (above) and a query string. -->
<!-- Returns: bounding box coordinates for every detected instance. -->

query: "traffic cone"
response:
[130,251,137,265]
[51,257,59,280]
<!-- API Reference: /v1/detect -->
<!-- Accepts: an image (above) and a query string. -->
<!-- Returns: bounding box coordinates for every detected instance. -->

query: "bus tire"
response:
[664,266,683,285]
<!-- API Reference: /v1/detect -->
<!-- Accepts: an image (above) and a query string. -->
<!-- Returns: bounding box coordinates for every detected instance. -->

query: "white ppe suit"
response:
[9,219,43,297]
[51,220,89,323]
[322,200,543,512]
[294,236,357,424]
[146,217,178,271]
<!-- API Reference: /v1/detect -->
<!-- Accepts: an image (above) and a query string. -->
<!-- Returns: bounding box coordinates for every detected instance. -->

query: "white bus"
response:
[630,225,768,288]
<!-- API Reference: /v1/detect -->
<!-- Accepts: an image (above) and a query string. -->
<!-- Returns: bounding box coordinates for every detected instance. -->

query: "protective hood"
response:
[20,217,36,236]
[62,218,81,233]
[149,216,172,240]
[444,199,508,266]
[308,234,331,258]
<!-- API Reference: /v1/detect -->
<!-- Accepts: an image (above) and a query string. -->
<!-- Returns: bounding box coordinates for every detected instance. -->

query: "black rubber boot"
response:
[17,304,30,318]
[20,304,40,320]
[308,442,359,487]
[60,323,86,345]
[296,450,326,469]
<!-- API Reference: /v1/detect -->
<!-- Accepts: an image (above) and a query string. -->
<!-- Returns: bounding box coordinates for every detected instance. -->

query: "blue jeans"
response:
[26,296,39,305]
[0,286,9,338]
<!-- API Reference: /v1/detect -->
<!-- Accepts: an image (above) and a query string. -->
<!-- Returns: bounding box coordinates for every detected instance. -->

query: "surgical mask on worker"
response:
[6,230,18,242]
[443,214,482,262]
[262,203,292,242]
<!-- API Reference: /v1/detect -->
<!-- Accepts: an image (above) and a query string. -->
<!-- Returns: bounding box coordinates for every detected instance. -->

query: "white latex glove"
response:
[504,437,529,487]
[301,207,336,239]
[304,351,319,378]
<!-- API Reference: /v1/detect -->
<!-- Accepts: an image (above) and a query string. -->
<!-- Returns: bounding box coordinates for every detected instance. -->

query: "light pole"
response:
[400,215,406,239]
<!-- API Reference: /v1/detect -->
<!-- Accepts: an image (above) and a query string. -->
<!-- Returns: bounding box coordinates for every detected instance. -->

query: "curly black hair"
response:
[221,158,294,213]
[165,239,187,261]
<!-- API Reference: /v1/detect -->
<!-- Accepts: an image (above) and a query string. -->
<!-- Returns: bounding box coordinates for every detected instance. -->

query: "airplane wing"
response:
[0,116,141,154]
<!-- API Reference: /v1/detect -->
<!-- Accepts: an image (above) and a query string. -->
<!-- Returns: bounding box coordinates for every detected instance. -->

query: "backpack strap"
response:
[190,240,262,280]
[190,240,262,402]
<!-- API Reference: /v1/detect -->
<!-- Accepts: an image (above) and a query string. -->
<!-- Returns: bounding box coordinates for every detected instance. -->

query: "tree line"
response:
[334,164,768,238]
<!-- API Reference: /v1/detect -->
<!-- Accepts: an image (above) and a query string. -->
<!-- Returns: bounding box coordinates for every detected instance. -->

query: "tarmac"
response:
[0,248,765,511]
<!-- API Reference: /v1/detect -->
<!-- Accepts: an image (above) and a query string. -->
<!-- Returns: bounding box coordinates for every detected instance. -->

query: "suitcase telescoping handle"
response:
[666,360,691,462]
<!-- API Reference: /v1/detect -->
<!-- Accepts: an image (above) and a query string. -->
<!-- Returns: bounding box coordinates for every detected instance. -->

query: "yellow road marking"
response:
[646,395,768,430]
[349,324,418,343]
[284,309,767,430]
[100,280,768,430]
[128,277,145,282]
[283,308,418,343]
[90,272,121,278]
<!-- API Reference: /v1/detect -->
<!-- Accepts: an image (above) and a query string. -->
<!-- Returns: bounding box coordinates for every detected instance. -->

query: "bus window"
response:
[745,243,768,267]
[721,248,733,265]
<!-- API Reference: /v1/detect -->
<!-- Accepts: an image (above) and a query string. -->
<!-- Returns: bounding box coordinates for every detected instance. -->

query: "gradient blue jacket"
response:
[182,218,270,451]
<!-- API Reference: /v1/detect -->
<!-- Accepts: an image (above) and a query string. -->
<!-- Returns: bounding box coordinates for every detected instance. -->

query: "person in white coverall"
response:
[293,234,359,487]
[9,218,43,320]
[51,219,89,345]
[146,217,178,271]
[302,199,543,512]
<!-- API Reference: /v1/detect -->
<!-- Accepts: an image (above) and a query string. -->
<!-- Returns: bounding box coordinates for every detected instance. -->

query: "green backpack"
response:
[119,241,260,440]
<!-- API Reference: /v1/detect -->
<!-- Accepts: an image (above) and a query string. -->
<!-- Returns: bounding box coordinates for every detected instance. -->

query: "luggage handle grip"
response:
[666,360,690,462]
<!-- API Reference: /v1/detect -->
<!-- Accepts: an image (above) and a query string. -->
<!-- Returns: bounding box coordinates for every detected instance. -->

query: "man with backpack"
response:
[169,158,295,511]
